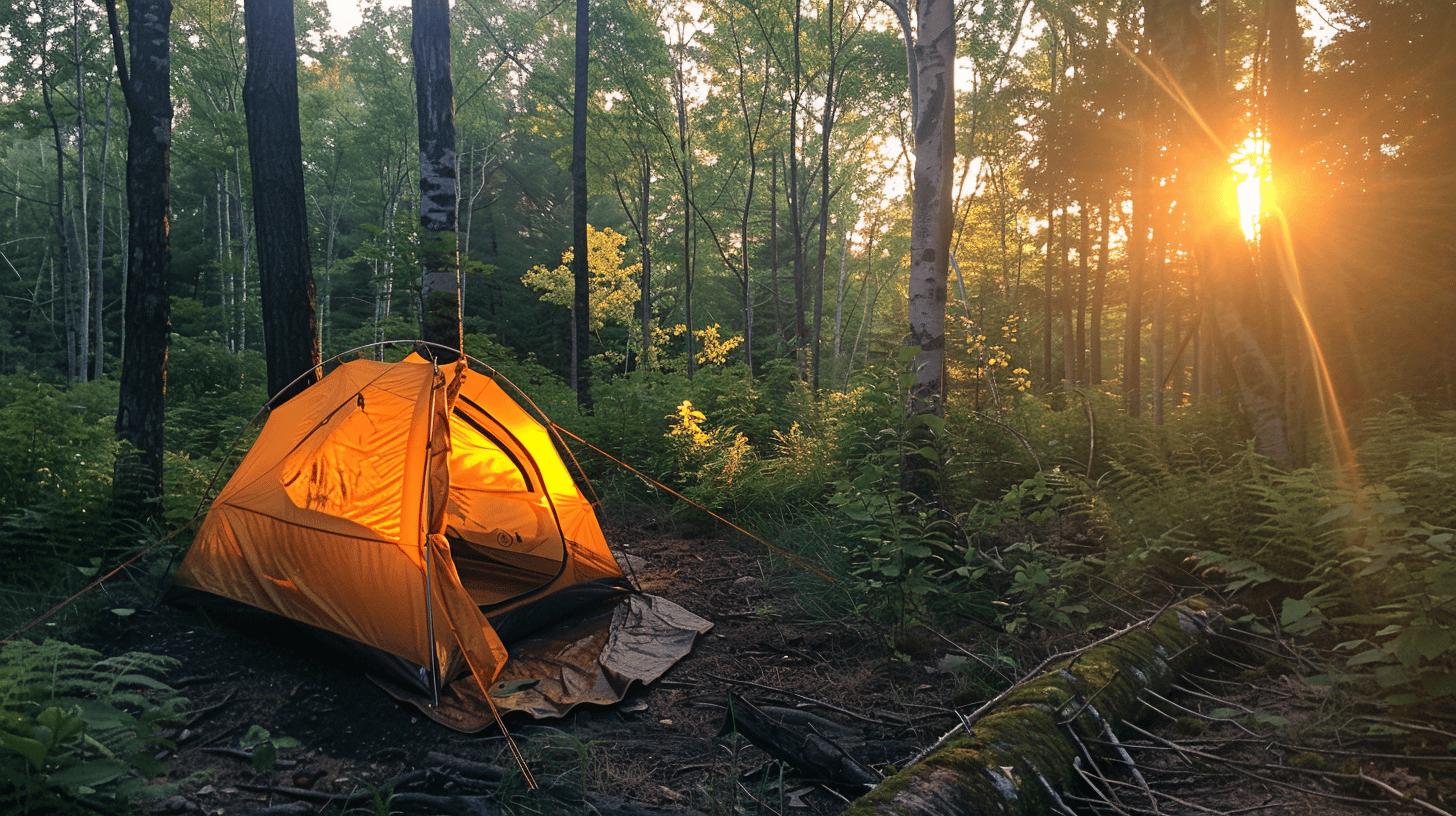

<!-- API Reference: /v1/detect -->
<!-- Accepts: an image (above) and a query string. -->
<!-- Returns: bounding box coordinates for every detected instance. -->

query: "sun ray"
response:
[1229,135,1270,242]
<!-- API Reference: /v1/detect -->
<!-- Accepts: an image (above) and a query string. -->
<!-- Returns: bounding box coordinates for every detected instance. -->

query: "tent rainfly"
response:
[174,351,706,724]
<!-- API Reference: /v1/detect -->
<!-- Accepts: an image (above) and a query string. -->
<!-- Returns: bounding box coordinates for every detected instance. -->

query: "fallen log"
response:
[844,597,1223,815]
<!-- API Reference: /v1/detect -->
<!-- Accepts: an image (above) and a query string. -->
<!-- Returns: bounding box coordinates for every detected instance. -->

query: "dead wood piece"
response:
[389,793,500,816]
[238,768,429,807]
[180,688,236,732]
[843,597,1224,815]
[243,804,312,816]
[426,751,506,784]
[721,692,879,789]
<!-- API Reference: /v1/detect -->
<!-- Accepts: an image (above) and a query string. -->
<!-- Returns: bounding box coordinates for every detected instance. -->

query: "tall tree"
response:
[787,0,807,377]
[412,0,461,359]
[570,0,590,403]
[1265,0,1307,460]
[903,0,954,496]
[1144,0,1292,464]
[106,0,173,517]
[1123,34,1152,417]
[244,0,320,402]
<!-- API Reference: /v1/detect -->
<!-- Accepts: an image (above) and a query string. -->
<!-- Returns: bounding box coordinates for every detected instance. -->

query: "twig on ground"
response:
[1087,705,1160,815]
[703,672,907,727]
[925,625,1014,682]
[1140,689,1261,737]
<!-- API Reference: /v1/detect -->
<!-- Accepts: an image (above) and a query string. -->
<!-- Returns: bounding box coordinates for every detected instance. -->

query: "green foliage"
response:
[238,725,300,773]
[1091,405,1456,708]
[0,375,120,612]
[831,474,969,634]
[0,639,186,814]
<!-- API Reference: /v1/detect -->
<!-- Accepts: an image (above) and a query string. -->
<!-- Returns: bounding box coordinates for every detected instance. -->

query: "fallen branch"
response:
[721,693,880,788]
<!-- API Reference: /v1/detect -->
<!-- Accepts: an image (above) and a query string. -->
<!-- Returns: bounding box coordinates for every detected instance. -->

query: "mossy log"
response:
[846,598,1223,816]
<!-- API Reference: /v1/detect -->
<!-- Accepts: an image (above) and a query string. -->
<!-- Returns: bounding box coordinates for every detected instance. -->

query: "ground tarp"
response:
[376,593,712,730]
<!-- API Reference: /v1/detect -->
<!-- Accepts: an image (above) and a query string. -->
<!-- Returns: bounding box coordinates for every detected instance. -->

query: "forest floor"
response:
[85,524,1451,816]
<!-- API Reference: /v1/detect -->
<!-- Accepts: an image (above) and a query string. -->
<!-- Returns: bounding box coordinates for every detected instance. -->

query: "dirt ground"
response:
[88,524,1452,816]
[91,525,960,814]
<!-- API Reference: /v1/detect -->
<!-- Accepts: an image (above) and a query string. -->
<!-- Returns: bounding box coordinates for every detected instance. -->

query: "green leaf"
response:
[0,732,50,771]
[240,725,270,749]
[48,759,128,790]
[109,608,136,617]
[1347,648,1389,667]
[1280,597,1314,627]
[250,742,277,772]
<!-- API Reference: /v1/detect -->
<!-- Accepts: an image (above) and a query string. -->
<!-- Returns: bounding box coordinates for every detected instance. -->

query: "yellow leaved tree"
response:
[521,225,641,331]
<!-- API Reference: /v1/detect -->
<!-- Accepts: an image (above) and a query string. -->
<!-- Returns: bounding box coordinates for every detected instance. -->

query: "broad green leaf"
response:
[0,732,49,771]
[49,759,128,790]
[1280,597,1314,627]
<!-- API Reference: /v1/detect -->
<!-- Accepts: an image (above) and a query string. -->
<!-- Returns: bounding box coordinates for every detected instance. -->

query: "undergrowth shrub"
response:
[1091,404,1456,708]
[0,375,118,586]
[0,639,186,814]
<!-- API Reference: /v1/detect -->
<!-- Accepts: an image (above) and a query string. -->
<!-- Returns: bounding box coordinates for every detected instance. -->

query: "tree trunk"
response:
[244,0,321,403]
[1123,39,1151,417]
[93,79,114,380]
[1266,0,1307,463]
[73,0,91,383]
[412,0,461,360]
[1151,231,1166,425]
[1075,198,1090,385]
[811,0,838,390]
[1060,202,1075,389]
[40,42,83,383]
[787,0,807,378]
[1040,36,1057,393]
[903,0,955,499]
[1089,196,1109,384]
[639,155,652,367]
[673,48,695,376]
[1145,0,1291,465]
[570,0,590,404]
[232,155,250,351]
[108,0,174,519]
[769,153,784,351]
[832,222,850,361]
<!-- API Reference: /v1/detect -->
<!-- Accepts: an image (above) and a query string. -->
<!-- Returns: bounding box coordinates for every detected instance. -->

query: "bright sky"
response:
[324,0,406,35]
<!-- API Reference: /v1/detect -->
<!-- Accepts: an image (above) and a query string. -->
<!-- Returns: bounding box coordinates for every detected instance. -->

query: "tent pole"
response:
[421,361,443,708]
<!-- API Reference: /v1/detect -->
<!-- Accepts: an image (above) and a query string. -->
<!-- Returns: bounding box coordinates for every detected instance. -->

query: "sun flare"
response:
[1229,135,1270,242]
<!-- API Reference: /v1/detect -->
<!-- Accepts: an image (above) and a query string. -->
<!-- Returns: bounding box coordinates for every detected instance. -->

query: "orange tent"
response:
[175,352,627,708]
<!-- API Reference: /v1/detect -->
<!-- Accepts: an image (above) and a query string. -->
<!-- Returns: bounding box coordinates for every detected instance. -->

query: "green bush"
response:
[0,375,118,583]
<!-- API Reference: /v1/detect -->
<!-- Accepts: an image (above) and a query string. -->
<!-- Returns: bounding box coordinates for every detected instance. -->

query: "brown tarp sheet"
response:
[376,593,712,730]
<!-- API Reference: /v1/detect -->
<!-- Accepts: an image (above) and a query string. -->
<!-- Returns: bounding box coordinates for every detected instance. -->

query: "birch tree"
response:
[412,0,461,359]
[903,0,954,496]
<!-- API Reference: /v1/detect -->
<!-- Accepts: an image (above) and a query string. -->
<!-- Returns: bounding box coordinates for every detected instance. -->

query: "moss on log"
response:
[847,598,1222,816]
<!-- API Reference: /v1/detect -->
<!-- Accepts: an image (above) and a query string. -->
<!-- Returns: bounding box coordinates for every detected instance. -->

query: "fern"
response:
[0,639,186,814]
